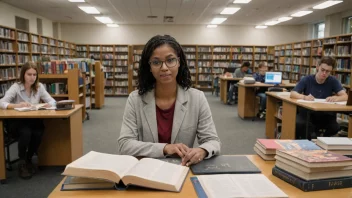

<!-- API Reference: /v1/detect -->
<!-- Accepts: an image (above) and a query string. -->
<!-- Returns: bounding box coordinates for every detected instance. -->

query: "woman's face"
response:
[24,68,37,85]
[149,44,180,85]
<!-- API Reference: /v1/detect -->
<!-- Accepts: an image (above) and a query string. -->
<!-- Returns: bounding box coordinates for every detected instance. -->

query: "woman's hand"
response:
[42,103,51,108]
[163,143,190,158]
[17,102,32,108]
[182,148,207,166]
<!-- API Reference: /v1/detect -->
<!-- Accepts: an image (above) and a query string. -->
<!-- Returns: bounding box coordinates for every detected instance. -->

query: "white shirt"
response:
[0,82,56,109]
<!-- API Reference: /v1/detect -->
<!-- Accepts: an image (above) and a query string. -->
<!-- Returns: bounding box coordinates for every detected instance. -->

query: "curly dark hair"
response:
[137,35,192,95]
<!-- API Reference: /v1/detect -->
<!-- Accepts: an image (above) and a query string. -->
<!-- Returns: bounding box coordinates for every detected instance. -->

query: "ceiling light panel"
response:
[69,0,85,2]
[233,0,251,4]
[95,17,113,24]
[291,11,313,17]
[78,6,100,14]
[255,26,267,29]
[207,25,218,28]
[313,1,343,9]
[107,24,119,27]
[265,21,281,26]
[220,7,241,15]
[211,18,227,24]
[278,17,292,22]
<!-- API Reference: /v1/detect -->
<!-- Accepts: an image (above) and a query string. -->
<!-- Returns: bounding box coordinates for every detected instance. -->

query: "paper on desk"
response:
[297,99,347,105]
[277,92,291,96]
[197,174,288,198]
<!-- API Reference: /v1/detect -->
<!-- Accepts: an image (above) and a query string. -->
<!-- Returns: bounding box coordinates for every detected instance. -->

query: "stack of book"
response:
[254,139,321,161]
[273,150,352,191]
[316,137,352,156]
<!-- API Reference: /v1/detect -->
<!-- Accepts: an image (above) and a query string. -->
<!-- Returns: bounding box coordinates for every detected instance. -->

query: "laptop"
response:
[265,72,282,85]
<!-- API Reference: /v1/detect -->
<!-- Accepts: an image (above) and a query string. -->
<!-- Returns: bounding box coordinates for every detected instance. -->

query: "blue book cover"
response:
[190,177,207,198]
[276,140,322,151]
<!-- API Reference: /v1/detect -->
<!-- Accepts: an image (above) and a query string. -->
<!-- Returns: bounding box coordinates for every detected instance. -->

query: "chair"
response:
[4,122,19,171]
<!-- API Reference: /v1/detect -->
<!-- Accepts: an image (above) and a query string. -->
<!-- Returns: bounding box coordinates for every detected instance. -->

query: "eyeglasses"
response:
[149,57,179,68]
[320,68,331,74]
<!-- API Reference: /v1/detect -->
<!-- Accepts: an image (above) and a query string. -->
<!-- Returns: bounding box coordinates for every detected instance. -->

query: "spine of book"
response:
[190,177,208,198]
[272,166,352,192]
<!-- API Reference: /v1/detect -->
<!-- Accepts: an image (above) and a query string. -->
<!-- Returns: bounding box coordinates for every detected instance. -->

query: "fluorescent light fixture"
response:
[255,25,267,29]
[78,6,100,14]
[233,0,251,3]
[291,11,313,17]
[278,17,292,22]
[265,21,281,26]
[313,1,343,9]
[220,7,241,15]
[211,17,227,24]
[107,24,119,27]
[95,16,113,24]
[69,0,85,2]
[207,25,217,28]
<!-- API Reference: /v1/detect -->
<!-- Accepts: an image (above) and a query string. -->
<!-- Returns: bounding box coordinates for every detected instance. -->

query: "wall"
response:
[0,1,53,37]
[61,23,306,46]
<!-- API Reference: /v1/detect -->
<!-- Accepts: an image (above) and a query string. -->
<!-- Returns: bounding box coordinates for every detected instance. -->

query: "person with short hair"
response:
[290,56,347,139]
[226,62,251,104]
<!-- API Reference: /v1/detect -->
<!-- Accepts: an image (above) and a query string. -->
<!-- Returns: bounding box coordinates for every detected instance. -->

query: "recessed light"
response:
[78,6,100,14]
[278,17,292,22]
[69,0,85,2]
[220,7,241,15]
[95,17,113,24]
[207,25,217,28]
[313,1,343,9]
[265,21,281,26]
[107,24,119,28]
[255,26,267,29]
[291,11,313,17]
[233,0,251,4]
[211,17,227,24]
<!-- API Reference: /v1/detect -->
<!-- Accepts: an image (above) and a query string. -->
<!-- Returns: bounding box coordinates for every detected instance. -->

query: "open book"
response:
[61,151,189,192]
[297,99,346,105]
[14,103,56,112]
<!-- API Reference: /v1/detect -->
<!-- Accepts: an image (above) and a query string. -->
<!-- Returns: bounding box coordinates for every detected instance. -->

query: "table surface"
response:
[48,155,352,198]
[0,105,83,118]
[238,82,296,87]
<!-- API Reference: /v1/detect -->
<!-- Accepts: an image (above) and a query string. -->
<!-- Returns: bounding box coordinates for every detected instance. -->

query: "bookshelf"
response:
[197,45,213,90]
[91,61,105,108]
[182,45,197,87]
[130,45,144,94]
[39,68,86,120]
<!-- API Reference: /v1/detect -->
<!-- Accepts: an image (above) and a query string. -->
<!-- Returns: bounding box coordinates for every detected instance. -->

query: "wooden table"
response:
[0,105,83,183]
[266,92,352,139]
[48,155,352,198]
[237,82,296,119]
[219,76,242,104]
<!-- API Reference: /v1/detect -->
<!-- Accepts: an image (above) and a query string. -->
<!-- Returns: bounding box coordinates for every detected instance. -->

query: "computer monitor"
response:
[265,72,282,84]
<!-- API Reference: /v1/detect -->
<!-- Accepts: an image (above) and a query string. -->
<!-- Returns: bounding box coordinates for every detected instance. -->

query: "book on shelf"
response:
[316,137,352,150]
[14,103,56,112]
[272,166,352,192]
[61,151,189,192]
[191,174,288,198]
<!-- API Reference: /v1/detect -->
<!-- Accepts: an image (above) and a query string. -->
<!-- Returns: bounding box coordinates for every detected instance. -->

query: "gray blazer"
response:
[118,86,221,158]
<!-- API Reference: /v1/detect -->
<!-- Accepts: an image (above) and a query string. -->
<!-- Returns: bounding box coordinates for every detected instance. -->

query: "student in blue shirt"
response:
[227,62,251,104]
[253,62,268,118]
[0,62,56,179]
[290,56,348,139]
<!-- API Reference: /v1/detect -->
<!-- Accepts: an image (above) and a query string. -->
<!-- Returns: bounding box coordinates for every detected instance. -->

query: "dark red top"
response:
[156,102,176,144]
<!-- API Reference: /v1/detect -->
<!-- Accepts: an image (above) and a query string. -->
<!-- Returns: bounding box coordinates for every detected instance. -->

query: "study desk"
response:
[219,76,242,103]
[0,105,83,183]
[237,82,296,119]
[266,92,352,139]
[48,155,351,198]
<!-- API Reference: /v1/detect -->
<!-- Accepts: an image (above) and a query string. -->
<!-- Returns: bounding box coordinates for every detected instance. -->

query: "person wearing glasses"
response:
[118,35,221,166]
[253,62,268,118]
[290,56,348,139]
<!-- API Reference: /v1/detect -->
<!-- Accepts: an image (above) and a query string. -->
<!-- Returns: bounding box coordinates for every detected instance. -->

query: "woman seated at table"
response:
[0,61,56,179]
[118,35,221,166]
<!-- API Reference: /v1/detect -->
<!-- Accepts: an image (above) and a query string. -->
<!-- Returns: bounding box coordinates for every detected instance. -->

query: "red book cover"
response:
[279,150,352,163]
[257,139,281,150]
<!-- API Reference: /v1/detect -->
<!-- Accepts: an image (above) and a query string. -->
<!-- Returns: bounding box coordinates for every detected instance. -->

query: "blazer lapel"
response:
[142,90,158,143]
[171,86,188,143]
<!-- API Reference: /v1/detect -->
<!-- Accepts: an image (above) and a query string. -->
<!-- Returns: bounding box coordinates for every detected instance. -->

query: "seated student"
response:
[0,62,56,179]
[118,35,221,166]
[253,62,268,118]
[290,56,347,139]
[227,62,251,104]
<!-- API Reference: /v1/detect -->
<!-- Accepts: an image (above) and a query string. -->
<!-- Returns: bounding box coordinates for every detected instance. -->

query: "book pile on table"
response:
[273,149,352,191]
[316,137,352,156]
[254,139,321,161]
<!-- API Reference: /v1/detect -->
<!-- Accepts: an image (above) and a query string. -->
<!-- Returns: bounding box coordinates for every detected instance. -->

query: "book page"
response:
[126,158,186,185]
[198,174,287,198]
[297,99,346,105]
[64,151,139,179]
